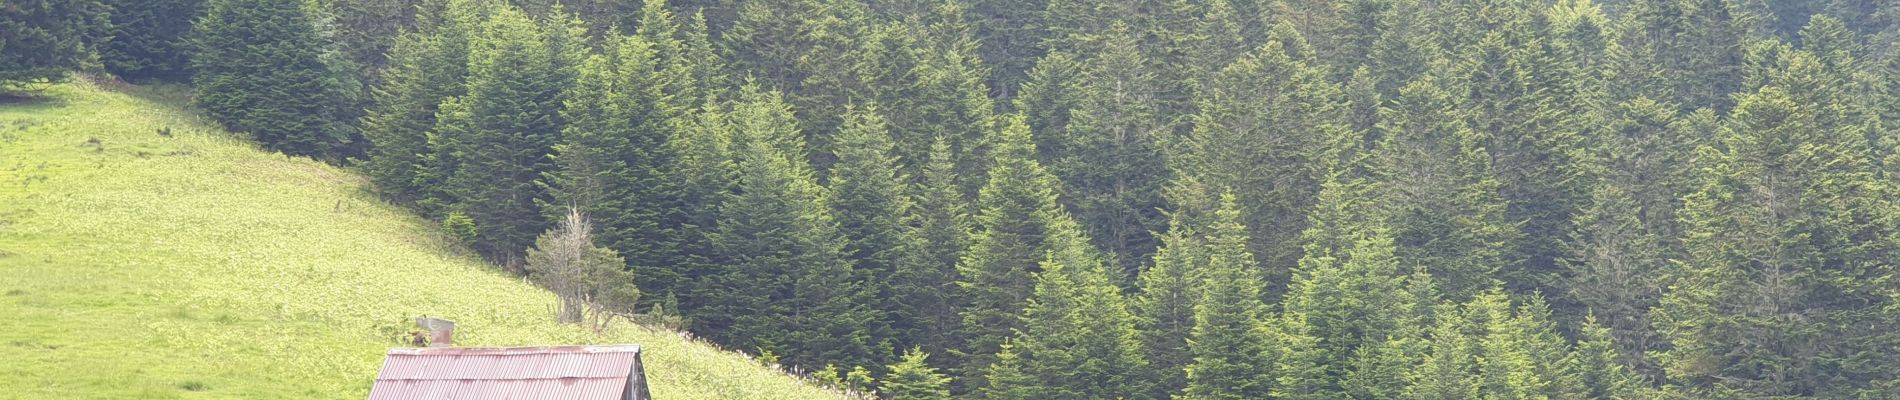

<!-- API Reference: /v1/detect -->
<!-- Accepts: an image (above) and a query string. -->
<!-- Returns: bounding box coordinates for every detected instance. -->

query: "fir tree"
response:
[1657,78,1900,397]
[955,115,1068,391]
[542,33,692,310]
[192,0,354,158]
[1281,174,1409,394]
[361,0,483,207]
[898,137,969,357]
[883,348,952,400]
[1180,32,1351,297]
[101,0,201,81]
[0,0,108,88]
[1371,78,1520,300]
[826,105,920,353]
[1573,313,1647,398]
[435,5,579,259]
[1181,193,1276,400]
[1005,217,1151,399]
[1134,188,1211,398]
[1049,22,1171,279]
[708,88,885,372]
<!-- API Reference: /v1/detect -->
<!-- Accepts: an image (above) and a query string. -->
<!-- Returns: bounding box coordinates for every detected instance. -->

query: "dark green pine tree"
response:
[435,5,583,259]
[1408,302,1479,399]
[1610,0,1770,112]
[670,98,739,325]
[1572,313,1648,398]
[1453,19,1596,294]
[542,32,696,311]
[1371,78,1520,300]
[1182,0,1248,95]
[896,137,969,358]
[0,0,107,88]
[1181,193,1277,400]
[878,4,997,185]
[954,115,1068,391]
[1657,71,1900,398]
[361,0,483,208]
[883,348,952,400]
[1134,182,1214,399]
[1051,22,1171,279]
[1178,30,1350,292]
[1000,216,1151,399]
[1280,174,1409,395]
[1339,267,1435,399]
[708,88,886,372]
[826,105,922,354]
[191,0,354,158]
[101,0,201,81]
[968,0,1048,100]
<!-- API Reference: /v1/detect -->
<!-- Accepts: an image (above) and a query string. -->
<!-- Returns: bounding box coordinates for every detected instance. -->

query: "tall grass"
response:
[0,81,847,399]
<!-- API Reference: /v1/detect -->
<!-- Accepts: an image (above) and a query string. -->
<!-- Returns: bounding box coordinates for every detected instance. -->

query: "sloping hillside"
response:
[0,81,844,399]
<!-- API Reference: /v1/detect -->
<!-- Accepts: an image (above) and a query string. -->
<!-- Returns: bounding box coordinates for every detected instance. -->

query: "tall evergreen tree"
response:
[1611,0,1770,112]
[954,115,1068,391]
[1281,175,1409,394]
[1134,185,1214,398]
[192,0,354,157]
[435,5,582,259]
[826,105,922,354]
[999,216,1151,399]
[0,0,107,88]
[898,137,969,358]
[1178,31,1349,290]
[1181,193,1277,400]
[1371,78,1520,300]
[1050,22,1171,279]
[707,87,886,372]
[1657,75,1900,397]
[361,0,483,207]
[101,0,201,81]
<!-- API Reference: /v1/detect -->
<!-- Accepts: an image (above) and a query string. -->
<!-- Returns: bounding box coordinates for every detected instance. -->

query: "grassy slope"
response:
[0,82,842,399]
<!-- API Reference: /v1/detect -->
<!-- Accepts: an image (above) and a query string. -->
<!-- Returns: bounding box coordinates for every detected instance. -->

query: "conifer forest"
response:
[10,0,1900,397]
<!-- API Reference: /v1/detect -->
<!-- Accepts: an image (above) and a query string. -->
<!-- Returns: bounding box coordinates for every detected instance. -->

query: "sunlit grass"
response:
[0,81,845,399]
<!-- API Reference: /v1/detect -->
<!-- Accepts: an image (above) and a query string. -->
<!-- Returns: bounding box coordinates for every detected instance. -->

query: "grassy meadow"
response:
[0,81,845,399]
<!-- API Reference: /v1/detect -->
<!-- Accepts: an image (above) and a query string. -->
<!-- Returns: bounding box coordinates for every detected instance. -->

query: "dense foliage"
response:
[24,0,1900,397]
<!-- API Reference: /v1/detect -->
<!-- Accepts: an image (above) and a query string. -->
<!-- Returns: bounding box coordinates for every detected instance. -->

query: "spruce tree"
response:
[192,0,354,158]
[435,5,579,259]
[1049,22,1171,279]
[361,0,483,207]
[1181,193,1276,400]
[1371,78,1519,300]
[542,33,694,310]
[1004,217,1151,399]
[898,137,969,357]
[708,87,885,372]
[101,0,201,81]
[0,0,107,88]
[1657,74,1900,397]
[1134,188,1211,398]
[955,115,1068,391]
[883,348,952,400]
[826,105,922,353]
[1573,313,1647,398]
[1611,0,1769,112]
[1180,32,1350,296]
[1281,174,1409,394]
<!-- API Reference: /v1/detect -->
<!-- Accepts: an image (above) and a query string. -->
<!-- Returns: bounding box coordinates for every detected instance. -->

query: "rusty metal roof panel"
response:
[369,345,643,400]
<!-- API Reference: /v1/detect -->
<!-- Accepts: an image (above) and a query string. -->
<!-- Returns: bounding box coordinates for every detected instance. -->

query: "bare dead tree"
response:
[525,208,636,325]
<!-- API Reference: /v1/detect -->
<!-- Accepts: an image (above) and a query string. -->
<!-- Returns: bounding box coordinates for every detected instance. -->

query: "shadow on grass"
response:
[0,90,67,110]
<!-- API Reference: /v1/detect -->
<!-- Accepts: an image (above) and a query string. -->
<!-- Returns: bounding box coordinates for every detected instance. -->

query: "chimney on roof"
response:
[416,317,456,347]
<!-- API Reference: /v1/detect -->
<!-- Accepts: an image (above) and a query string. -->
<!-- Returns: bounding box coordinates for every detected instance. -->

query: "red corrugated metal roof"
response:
[368,345,645,400]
